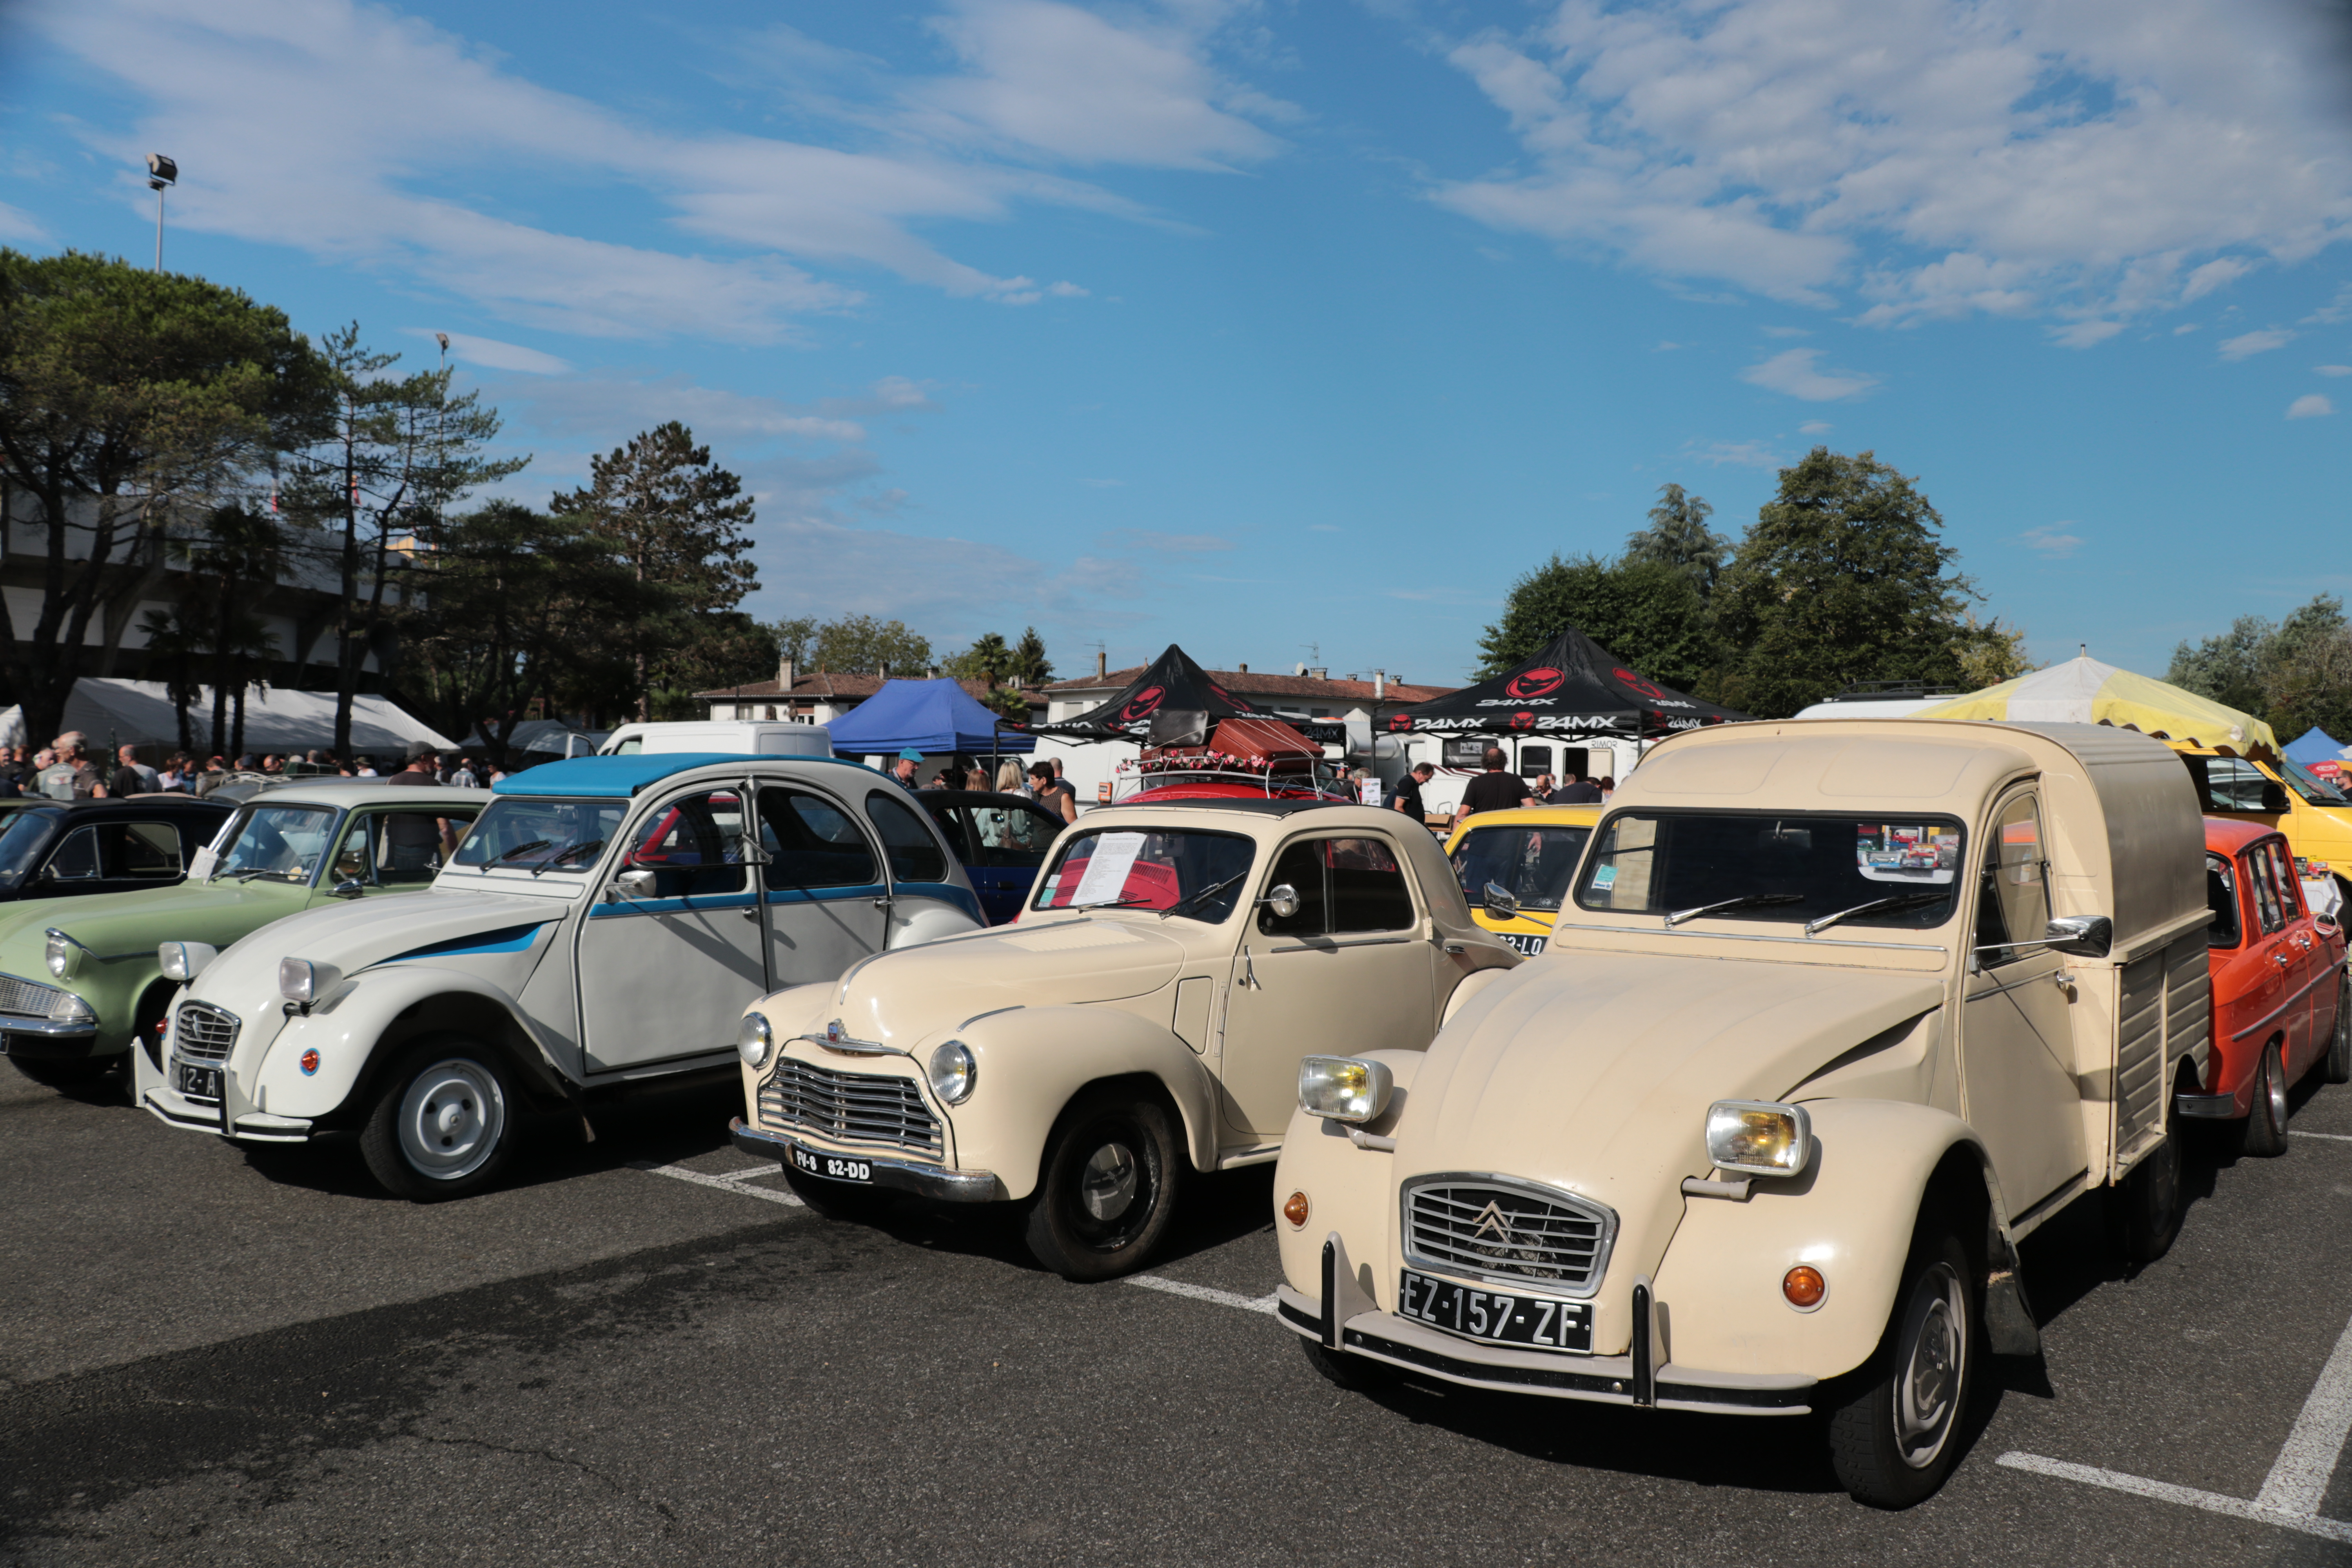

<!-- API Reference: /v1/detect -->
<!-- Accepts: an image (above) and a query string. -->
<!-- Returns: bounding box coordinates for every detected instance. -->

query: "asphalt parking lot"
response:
[5,1065,2352,1567]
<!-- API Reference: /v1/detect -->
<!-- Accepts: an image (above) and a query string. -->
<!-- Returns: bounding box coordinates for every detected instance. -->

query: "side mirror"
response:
[615,868,657,901]
[330,878,366,899]
[1259,883,1301,921]
[2045,913,2112,958]
[1483,880,1518,920]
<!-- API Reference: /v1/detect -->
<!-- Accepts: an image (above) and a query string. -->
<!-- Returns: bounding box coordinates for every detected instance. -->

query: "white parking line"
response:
[1125,1274,1279,1315]
[2290,1129,2352,1143]
[630,1160,804,1207]
[2000,1304,2352,1543]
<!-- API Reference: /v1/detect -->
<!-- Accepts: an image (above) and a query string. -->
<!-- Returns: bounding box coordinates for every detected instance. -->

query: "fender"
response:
[1650,1098,2031,1384]
[1273,1049,1423,1308]
[944,1003,1221,1200]
[1440,966,1511,1030]
[888,897,985,949]
[251,963,578,1125]
[737,982,833,1107]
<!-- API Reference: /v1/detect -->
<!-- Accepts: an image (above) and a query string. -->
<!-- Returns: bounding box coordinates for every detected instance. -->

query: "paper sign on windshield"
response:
[1855,824,1959,884]
[1071,832,1148,906]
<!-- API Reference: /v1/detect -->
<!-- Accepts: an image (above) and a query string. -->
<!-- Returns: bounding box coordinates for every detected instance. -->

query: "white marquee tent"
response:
[0,679,456,757]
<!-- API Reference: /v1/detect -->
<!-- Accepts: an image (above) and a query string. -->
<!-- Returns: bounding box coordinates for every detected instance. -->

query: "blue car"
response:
[914,790,1069,924]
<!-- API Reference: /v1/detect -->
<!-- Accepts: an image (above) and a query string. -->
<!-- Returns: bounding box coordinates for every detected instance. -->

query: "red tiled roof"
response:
[691,673,1007,703]
[1039,666,1454,703]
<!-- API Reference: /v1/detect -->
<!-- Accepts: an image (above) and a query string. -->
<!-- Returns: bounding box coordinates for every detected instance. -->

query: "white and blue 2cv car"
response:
[136,754,983,1198]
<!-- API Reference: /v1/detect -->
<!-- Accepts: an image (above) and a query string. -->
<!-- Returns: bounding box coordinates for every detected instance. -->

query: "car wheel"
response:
[2235,1041,2290,1158]
[1827,1230,1978,1509]
[2324,985,2352,1086]
[1299,1336,1395,1393]
[1023,1088,1182,1281]
[359,1039,515,1202]
[781,1162,893,1222]
[2106,1110,2183,1263]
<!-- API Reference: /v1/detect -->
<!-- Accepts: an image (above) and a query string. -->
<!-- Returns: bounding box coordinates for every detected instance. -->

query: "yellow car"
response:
[2176,749,2352,901]
[1443,803,1603,956]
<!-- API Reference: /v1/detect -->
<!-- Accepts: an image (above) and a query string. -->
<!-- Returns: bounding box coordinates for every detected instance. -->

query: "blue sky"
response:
[4,0,2349,690]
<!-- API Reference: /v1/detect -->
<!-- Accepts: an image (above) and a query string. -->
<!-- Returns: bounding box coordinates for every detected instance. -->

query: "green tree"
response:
[769,615,818,666]
[1475,553,1715,693]
[1951,612,2036,691]
[551,421,757,721]
[2170,595,2352,740]
[1011,626,1053,685]
[1710,448,1979,718]
[1623,483,1730,600]
[941,631,1012,684]
[2167,615,2272,717]
[0,250,325,744]
[649,611,781,720]
[809,613,931,675]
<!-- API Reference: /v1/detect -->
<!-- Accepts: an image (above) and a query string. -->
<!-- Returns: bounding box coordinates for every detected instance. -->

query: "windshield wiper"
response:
[1804,891,1949,936]
[1159,871,1247,922]
[1664,893,1802,927]
[482,838,551,869]
[528,838,604,878]
[229,866,305,883]
[1072,896,1155,911]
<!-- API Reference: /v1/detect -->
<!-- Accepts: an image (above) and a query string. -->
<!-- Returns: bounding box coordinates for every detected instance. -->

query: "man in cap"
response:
[890,749,924,791]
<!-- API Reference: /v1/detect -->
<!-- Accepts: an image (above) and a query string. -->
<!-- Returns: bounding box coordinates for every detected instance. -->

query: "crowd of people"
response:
[0,736,505,801]
[885,749,1083,824]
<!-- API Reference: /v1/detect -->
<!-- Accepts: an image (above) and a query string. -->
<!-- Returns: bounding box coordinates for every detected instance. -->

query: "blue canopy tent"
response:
[823,679,1036,762]
[2285,726,2348,768]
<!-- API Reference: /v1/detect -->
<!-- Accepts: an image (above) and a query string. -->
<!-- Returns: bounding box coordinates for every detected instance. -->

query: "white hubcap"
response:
[397,1058,506,1181]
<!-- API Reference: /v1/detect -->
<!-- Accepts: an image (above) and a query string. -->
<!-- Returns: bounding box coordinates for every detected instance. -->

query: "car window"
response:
[1258,839,1330,936]
[43,826,101,882]
[0,809,60,887]
[922,802,976,862]
[452,798,627,875]
[2262,840,2304,922]
[1973,797,2050,966]
[1259,837,1414,936]
[113,822,183,879]
[2184,755,2286,813]
[1577,811,1964,930]
[1452,823,1591,912]
[2246,848,2283,934]
[336,807,480,886]
[213,804,339,884]
[622,790,748,898]
[760,790,880,889]
[2279,756,2351,806]
[867,791,947,883]
[2205,852,2241,949]
[1034,828,1255,918]
[972,801,1065,868]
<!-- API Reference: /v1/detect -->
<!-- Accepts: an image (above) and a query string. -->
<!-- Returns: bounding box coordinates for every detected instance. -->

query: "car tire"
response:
[781,1163,893,1222]
[1826,1229,1978,1510]
[2234,1041,2290,1157]
[2106,1109,2183,1264]
[1299,1336,1395,1393]
[2323,985,2351,1086]
[1023,1087,1182,1281]
[359,1038,515,1202]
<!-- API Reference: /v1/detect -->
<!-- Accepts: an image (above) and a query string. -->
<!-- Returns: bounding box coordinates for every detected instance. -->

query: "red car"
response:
[2178,817,2352,1152]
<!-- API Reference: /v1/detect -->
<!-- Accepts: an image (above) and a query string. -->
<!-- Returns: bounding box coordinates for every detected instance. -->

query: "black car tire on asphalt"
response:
[359,1038,516,1202]
[1299,1336,1396,1393]
[2106,1111,2183,1263]
[2235,1040,2290,1158]
[2324,985,2351,1085]
[781,1163,894,1222]
[1023,1087,1182,1281]
[1827,1229,1979,1510]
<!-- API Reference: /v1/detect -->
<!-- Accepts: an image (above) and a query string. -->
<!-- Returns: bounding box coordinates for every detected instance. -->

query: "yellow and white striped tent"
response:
[1915,655,2278,759]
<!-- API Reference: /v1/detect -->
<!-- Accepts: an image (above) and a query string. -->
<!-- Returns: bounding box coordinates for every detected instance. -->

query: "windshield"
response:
[452,797,630,875]
[211,804,339,884]
[2278,756,2350,807]
[1575,811,1966,932]
[0,808,60,888]
[1452,823,1591,913]
[1031,828,1256,920]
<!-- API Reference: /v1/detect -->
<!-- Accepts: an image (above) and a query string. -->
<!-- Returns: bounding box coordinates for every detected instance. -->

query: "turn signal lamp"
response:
[1704,1100,1813,1177]
[1782,1265,1828,1311]
[1298,1056,1394,1123]
[737,1012,772,1069]
[1282,1191,1311,1229]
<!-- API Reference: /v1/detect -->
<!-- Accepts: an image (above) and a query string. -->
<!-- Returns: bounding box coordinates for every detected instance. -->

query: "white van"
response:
[598,720,833,759]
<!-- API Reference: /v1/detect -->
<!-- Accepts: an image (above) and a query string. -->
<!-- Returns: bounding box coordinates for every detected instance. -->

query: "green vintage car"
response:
[2,781,487,1092]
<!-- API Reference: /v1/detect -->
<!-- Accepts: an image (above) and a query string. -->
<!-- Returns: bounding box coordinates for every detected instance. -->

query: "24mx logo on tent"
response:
[1120,686,1167,722]
[1505,668,1565,701]
[1613,668,1665,700]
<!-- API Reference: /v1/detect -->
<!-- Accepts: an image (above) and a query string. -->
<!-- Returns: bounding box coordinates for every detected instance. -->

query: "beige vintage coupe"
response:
[729,799,1518,1278]
[1275,719,2216,1508]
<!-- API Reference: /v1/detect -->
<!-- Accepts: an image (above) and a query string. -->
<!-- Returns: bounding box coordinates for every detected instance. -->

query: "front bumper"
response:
[137,1084,314,1143]
[728,1118,998,1202]
[0,1014,101,1060]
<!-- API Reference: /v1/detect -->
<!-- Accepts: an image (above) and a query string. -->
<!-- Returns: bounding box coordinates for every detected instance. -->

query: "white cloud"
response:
[405,330,570,376]
[2020,524,2083,558]
[2173,323,2199,334]
[1760,325,1810,338]
[502,373,896,446]
[1430,0,2352,335]
[1099,528,1233,553]
[2317,365,2352,378]
[0,201,48,242]
[2220,328,2296,360]
[1741,348,1877,401]
[1798,420,1833,435]
[1682,439,1786,468]
[2307,284,2352,325]
[2288,394,2335,419]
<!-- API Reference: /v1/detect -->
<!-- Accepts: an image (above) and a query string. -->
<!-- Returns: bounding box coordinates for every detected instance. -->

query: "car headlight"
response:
[1705,1100,1813,1177]
[44,928,80,980]
[46,989,94,1024]
[1298,1055,1394,1123]
[928,1040,976,1105]
[278,958,341,1007]
[738,1011,773,1069]
[158,942,218,983]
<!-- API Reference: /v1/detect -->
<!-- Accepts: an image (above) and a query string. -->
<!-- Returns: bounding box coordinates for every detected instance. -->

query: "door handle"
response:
[742,906,760,922]
[872,897,893,910]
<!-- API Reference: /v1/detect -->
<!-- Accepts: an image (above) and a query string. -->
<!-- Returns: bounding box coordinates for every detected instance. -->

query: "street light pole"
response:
[145,154,177,273]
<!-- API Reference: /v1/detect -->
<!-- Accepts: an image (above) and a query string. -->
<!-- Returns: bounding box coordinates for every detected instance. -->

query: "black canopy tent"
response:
[1385,628,1748,754]
[1032,643,1276,742]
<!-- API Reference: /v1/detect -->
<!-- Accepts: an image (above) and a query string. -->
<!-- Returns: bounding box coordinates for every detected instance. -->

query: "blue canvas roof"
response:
[2285,726,2347,767]
[493,753,760,797]
[824,678,1036,757]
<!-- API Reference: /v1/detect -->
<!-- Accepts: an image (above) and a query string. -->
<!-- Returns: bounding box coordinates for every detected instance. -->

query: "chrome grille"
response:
[759,1058,940,1156]
[0,972,61,1018]
[1403,1176,1615,1294]
[172,1001,241,1063]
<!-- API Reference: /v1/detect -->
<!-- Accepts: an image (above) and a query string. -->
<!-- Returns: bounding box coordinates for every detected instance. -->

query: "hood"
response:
[829,915,1187,1049]
[188,889,566,1010]
[1396,951,1945,1353]
[0,876,312,962]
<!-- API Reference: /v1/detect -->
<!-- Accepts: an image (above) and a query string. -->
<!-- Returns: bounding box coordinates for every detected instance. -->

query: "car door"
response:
[964,798,1067,925]
[758,785,890,989]
[577,785,768,1073]
[37,820,187,897]
[1960,790,2087,1214]
[2256,838,2319,1073]
[1218,832,1437,1138]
